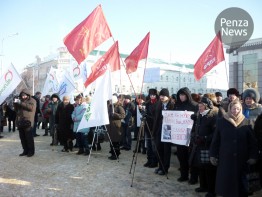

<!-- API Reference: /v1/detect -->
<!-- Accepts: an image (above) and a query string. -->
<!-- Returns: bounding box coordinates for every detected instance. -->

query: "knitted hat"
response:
[148,88,157,95]
[242,88,260,103]
[159,88,169,97]
[215,92,223,97]
[171,94,177,100]
[199,97,213,109]
[227,88,239,97]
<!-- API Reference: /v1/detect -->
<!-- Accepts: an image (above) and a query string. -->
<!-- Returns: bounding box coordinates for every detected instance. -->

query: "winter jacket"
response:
[14,89,36,128]
[106,102,125,142]
[209,116,258,197]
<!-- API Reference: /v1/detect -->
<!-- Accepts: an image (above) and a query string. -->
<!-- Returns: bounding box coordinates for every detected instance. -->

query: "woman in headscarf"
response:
[209,100,258,197]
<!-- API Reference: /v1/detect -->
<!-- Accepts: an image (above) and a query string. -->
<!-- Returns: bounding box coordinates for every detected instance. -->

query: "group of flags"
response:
[0,4,225,130]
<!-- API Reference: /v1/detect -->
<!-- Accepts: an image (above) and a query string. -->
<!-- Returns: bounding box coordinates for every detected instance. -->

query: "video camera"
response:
[13,95,21,103]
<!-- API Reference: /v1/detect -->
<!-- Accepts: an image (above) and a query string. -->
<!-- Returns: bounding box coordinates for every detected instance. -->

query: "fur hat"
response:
[242,88,260,103]
[227,88,239,97]
[148,88,157,95]
[199,97,213,109]
[112,95,118,104]
[124,95,131,100]
[215,92,223,97]
[159,88,169,97]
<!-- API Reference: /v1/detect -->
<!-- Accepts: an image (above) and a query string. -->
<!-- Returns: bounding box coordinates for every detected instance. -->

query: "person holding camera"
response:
[13,89,36,157]
[141,88,159,168]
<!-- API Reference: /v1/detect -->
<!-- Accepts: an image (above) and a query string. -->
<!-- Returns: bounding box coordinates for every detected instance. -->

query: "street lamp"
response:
[0,32,19,76]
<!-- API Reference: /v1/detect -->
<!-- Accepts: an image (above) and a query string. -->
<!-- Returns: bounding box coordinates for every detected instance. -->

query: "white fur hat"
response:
[112,95,118,104]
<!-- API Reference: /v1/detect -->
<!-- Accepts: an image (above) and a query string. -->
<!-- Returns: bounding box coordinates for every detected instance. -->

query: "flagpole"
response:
[224,60,229,88]
[111,37,138,98]
[139,58,149,101]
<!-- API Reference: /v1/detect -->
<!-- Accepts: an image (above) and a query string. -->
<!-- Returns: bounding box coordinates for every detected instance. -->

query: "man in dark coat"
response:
[13,89,36,157]
[5,99,17,132]
[142,88,159,168]
[121,95,135,151]
[55,96,74,152]
[152,88,175,175]
[32,91,42,137]
[174,87,198,183]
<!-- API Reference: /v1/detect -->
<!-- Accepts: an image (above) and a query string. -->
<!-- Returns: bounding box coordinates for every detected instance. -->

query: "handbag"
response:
[246,164,261,193]
[17,117,31,129]
[199,149,210,164]
[1,118,7,126]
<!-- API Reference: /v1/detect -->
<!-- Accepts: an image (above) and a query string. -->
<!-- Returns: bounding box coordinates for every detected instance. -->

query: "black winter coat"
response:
[152,100,175,140]
[209,117,258,197]
[189,109,218,166]
[55,102,74,139]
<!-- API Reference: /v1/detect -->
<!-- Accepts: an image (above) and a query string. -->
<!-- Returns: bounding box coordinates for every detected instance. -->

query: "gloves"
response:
[247,158,256,165]
[210,157,218,166]
[191,114,197,121]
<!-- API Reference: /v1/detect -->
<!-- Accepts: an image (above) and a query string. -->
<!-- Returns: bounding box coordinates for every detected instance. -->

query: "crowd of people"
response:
[0,86,262,197]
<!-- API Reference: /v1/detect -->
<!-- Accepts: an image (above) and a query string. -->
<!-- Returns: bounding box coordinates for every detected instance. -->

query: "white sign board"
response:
[161,110,194,146]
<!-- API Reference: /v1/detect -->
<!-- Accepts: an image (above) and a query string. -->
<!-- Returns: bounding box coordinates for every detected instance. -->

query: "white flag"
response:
[41,67,59,96]
[77,70,112,130]
[0,64,22,104]
[57,72,76,99]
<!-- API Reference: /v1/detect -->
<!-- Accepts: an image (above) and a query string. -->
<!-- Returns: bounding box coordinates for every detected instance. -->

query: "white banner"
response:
[143,67,160,83]
[57,72,76,99]
[41,67,59,96]
[161,110,194,146]
[77,70,112,130]
[0,64,22,104]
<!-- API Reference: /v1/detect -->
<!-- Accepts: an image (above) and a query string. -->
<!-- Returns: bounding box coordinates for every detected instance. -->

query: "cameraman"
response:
[13,89,36,157]
[140,89,159,168]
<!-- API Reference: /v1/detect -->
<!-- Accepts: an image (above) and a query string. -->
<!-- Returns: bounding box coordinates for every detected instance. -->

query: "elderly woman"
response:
[209,100,258,197]
[190,97,218,197]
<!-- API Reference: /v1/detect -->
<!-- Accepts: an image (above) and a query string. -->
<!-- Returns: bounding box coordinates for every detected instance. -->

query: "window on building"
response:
[166,76,168,81]
[176,77,178,82]
[161,75,163,80]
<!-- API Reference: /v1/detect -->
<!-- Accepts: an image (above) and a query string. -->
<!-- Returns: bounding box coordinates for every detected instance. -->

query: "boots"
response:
[108,142,120,160]
[77,148,84,155]
[67,140,73,151]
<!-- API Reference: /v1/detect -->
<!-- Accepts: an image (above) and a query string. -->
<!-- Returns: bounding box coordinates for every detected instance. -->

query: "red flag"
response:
[64,5,112,64]
[194,32,225,81]
[84,41,120,87]
[125,32,150,74]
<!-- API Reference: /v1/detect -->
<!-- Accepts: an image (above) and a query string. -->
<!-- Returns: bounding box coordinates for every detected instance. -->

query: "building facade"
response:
[17,47,227,97]
[228,38,262,94]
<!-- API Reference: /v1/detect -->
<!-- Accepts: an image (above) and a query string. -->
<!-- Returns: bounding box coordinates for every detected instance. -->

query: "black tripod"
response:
[87,125,119,164]
[129,117,168,187]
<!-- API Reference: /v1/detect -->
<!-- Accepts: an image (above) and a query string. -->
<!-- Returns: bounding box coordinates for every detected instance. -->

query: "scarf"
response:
[150,98,157,104]
[224,101,245,127]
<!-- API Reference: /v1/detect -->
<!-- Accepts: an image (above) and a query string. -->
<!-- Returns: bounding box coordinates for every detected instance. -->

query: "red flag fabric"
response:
[194,32,225,81]
[125,32,150,74]
[64,5,112,65]
[84,41,120,87]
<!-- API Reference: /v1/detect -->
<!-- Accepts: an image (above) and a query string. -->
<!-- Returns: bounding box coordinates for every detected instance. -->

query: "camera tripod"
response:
[87,125,119,164]
[129,117,168,187]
